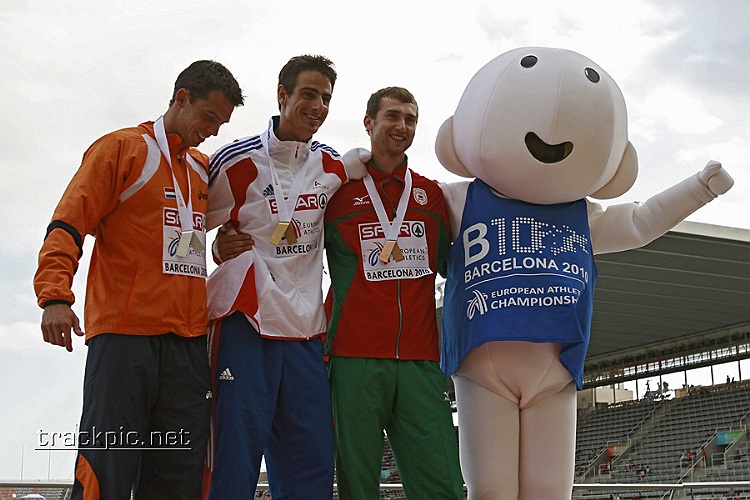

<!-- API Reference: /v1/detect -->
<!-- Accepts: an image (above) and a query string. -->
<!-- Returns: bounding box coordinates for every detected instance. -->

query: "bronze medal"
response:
[378,240,404,263]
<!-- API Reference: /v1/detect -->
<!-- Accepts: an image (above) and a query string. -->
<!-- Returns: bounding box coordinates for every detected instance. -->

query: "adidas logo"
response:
[219,368,234,381]
[262,184,275,198]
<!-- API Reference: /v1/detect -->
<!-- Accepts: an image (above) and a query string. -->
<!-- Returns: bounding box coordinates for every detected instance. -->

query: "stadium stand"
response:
[574,381,750,498]
[0,483,71,500]
[574,398,663,478]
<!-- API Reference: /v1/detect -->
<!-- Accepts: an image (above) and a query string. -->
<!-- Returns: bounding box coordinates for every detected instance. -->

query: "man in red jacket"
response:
[323,87,464,499]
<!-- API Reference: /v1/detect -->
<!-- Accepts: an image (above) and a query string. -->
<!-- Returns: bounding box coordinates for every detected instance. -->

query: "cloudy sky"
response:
[1,0,748,481]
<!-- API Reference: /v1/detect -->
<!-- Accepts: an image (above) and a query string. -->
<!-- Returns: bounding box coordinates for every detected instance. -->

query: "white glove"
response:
[342,148,371,181]
[697,160,734,196]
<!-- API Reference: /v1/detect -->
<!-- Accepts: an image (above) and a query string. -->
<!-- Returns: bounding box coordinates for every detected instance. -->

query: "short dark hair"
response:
[169,60,244,107]
[278,55,337,106]
[365,87,418,120]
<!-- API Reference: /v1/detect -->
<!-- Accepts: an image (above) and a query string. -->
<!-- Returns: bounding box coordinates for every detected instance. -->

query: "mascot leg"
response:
[519,379,576,499]
[453,341,576,500]
[453,368,520,499]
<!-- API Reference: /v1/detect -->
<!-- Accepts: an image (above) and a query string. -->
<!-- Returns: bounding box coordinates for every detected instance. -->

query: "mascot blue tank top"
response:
[441,180,597,389]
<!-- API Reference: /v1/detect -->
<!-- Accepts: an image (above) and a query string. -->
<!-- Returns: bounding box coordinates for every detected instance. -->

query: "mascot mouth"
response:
[525,132,573,164]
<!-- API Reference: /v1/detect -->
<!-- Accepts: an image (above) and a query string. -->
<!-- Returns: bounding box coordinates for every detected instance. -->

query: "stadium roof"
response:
[588,221,749,356]
[437,221,750,376]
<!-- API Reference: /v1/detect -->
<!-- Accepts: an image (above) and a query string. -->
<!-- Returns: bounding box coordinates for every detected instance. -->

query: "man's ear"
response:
[174,88,190,108]
[591,141,639,200]
[277,84,288,108]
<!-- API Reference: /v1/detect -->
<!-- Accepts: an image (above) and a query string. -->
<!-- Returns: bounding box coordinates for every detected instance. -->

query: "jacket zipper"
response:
[381,176,405,359]
[395,279,403,359]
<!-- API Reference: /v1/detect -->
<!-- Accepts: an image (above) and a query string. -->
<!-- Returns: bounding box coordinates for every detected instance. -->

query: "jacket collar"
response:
[265,116,311,167]
[367,155,409,181]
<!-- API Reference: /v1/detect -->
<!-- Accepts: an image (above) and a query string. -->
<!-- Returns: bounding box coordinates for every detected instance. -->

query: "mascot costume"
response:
[345,46,733,499]
[435,47,733,499]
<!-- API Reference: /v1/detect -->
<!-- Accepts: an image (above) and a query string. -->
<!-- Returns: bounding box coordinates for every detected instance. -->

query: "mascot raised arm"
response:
[434,47,733,499]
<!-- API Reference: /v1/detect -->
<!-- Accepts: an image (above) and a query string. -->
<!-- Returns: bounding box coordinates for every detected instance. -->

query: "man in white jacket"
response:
[204,54,355,500]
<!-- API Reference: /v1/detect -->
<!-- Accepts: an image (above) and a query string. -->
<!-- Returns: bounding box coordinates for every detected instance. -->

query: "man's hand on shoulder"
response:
[343,148,370,181]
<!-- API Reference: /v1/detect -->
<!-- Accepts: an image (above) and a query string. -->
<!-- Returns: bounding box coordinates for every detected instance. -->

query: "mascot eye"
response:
[520,55,538,68]
[585,67,600,83]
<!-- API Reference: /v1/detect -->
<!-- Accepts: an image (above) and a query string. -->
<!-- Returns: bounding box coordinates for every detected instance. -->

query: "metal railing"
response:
[3,480,750,499]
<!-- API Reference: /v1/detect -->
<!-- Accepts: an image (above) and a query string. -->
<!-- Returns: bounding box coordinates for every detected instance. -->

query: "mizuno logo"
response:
[353,195,370,206]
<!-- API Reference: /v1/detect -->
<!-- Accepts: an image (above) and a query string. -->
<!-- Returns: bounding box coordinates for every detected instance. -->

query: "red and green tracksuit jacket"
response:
[324,161,450,361]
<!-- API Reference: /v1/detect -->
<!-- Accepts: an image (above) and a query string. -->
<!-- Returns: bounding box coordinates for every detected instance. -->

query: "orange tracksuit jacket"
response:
[34,121,209,339]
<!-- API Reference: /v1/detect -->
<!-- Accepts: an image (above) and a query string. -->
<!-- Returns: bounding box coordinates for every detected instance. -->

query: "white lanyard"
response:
[260,130,307,244]
[363,168,412,261]
[154,116,196,256]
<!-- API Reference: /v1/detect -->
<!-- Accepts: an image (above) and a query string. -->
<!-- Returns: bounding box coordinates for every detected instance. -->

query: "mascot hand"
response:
[343,147,371,181]
[697,161,734,196]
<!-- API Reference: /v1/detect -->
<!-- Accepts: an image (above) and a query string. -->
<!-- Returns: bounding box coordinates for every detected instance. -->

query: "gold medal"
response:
[284,223,298,244]
[270,222,290,245]
[270,222,298,245]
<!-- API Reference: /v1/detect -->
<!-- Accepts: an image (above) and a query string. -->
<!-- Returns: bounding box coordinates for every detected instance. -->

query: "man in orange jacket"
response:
[34,60,243,499]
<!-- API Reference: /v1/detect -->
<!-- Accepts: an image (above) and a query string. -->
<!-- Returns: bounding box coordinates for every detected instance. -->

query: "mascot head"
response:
[436,47,639,205]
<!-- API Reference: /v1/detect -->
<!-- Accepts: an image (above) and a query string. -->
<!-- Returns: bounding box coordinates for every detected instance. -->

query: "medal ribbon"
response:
[154,116,194,236]
[362,168,412,261]
[260,130,307,244]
